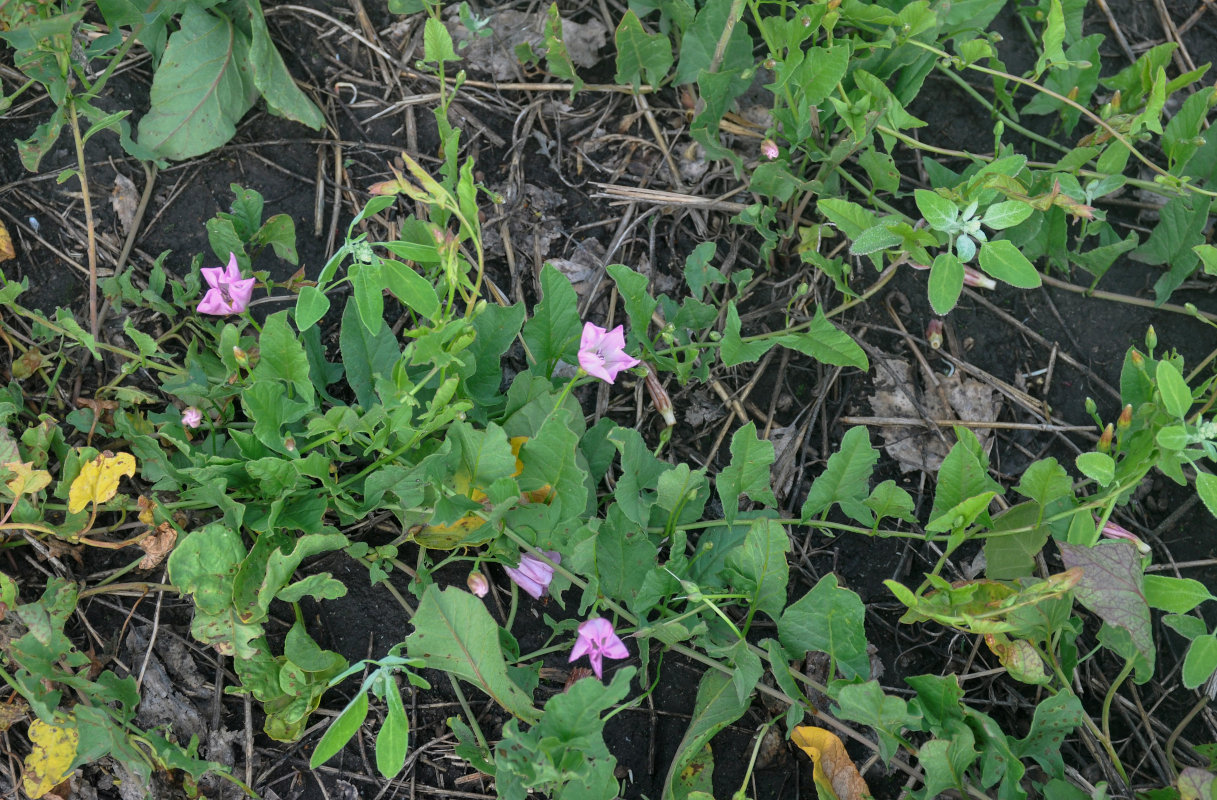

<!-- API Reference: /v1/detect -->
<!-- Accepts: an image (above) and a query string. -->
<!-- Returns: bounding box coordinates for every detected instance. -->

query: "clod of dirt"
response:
[867,355,999,472]
[447,9,607,81]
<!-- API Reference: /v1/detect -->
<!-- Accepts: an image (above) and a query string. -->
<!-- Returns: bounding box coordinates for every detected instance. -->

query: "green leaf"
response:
[1010,693,1084,777]
[831,681,917,763]
[864,481,916,524]
[294,286,330,331]
[1156,360,1192,418]
[422,16,458,63]
[522,263,581,376]
[614,10,671,88]
[723,519,789,621]
[254,311,314,404]
[917,727,978,798]
[1058,541,1153,669]
[661,670,751,800]
[978,239,1041,288]
[339,300,400,408]
[245,0,324,130]
[542,4,583,96]
[1130,195,1212,302]
[375,671,409,778]
[137,6,256,159]
[606,263,658,344]
[779,574,869,679]
[309,690,369,769]
[849,223,903,256]
[800,426,877,523]
[981,200,1033,231]
[1075,451,1114,486]
[915,189,958,230]
[929,430,1001,526]
[406,586,539,723]
[382,260,441,320]
[984,502,1049,580]
[1014,458,1073,507]
[776,308,868,370]
[720,302,773,366]
[519,409,590,523]
[1183,635,1217,690]
[1197,471,1217,521]
[716,422,777,524]
[1143,575,1213,613]
[928,251,964,315]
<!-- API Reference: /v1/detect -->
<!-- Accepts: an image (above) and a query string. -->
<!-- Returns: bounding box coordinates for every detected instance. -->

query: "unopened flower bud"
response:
[643,364,676,427]
[1098,423,1113,453]
[761,139,780,160]
[1097,517,1151,555]
[962,266,996,290]
[182,407,202,429]
[467,571,489,598]
[1130,350,1145,370]
[1145,325,1157,352]
[1117,404,1133,431]
[284,437,296,452]
[926,319,944,350]
[1085,397,1097,417]
[233,346,249,368]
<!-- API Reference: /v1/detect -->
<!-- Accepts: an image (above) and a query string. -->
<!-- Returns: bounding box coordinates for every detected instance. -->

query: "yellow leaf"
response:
[409,514,496,550]
[67,452,135,514]
[4,461,52,498]
[0,220,14,263]
[791,726,873,800]
[22,718,78,798]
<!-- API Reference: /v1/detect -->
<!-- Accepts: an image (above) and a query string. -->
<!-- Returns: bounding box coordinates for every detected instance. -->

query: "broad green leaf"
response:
[779,574,869,679]
[981,200,1033,231]
[978,239,1041,288]
[519,409,590,522]
[906,673,965,727]
[1156,360,1192,418]
[254,311,314,403]
[776,309,868,370]
[1014,458,1073,507]
[914,189,958,230]
[800,426,877,523]
[1075,451,1114,486]
[831,681,917,763]
[929,430,1001,526]
[928,251,964,315]
[521,263,581,375]
[1010,693,1084,776]
[309,690,369,769]
[607,263,658,343]
[1197,471,1217,520]
[406,585,539,722]
[723,519,789,621]
[863,480,916,524]
[1183,635,1217,690]
[422,16,458,63]
[984,502,1049,580]
[720,302,772,366]
[245,0,324,130]
[382,260,441,320]
[339,300,400,409]
[716,422,777,524]
[1143,575,1213,613]
[295,286,329,332]
[614,10,671,88]
[1058,541,1152,668]
[1130,195,1212,302]
[917,727,978,798]
[661,670,750,800]
[137,6,256,159]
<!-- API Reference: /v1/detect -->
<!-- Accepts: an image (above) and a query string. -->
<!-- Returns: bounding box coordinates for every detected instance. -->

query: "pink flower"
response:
[760,139,779,160]
[569,618,629,679]
[197,253,255,315]
[962,266,996,290]
[504,551,560,600]
[1096,517,1151,555]
[181,407,202,428]
[466,571,489,598]
[578,323,640,384]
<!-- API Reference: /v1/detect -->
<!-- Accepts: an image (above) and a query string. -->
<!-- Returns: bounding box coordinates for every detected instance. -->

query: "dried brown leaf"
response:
[138,523,177,570]
[110,172,139,233]
[791,726,873,800]
[0,220,14,263]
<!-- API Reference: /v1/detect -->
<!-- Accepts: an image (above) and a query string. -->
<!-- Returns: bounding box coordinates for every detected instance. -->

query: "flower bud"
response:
[1130,349,1145,370]
[1145,325,1157,352]
[761,139,780,160]
[233,346,249,368]
[644,363,676,427]
[1098,423,1113,453]
[467,571,489,598]
[1117,404,1132,431]
[926,319,944,350]
[1085,397,1097,417]
[284,437,296,452]
[1097,517,1151,555]
[962,267,996,290]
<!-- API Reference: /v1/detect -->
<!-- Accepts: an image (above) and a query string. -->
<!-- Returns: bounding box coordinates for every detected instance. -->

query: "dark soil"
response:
[2,1,1217,799]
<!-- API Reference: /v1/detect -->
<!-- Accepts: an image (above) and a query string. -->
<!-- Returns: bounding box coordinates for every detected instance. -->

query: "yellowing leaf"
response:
[0,220,14,263]
[410,514,496,550]
[22,718,78,798]
[792,726,873,800]
[68,452,135,514]
[4,461,52,499]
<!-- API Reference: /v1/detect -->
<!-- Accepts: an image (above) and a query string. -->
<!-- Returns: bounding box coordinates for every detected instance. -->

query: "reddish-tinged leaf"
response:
[1058,541,1152,664]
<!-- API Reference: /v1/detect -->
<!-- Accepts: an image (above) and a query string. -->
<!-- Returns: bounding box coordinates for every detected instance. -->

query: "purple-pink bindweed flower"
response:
[962,266,996,290]
[760,139,780,160]
[197,253,256,315]
[578,323,640,384]
[181,407,202,429]
[466,571,489,598]
[1096,516,1151,555]
[569,617,629,679]
[505,551,560,600]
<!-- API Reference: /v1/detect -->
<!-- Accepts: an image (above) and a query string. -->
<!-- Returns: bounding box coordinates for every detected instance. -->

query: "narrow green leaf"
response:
[716,422,777,524]
[375,672,409,778]
[777,308,868,370]
[310,690,369,768]
[382,259,441,320]
[245,0,324,129]
[978,239,1041,288]
[1196,471,1217,520]
[1155,360,1192,418]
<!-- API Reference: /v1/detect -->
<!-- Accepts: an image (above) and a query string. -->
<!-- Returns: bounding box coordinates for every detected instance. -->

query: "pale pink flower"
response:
[578,323,640,384]
[1096,517,1151,555]
[760,139,779,160]
[466,571,489,598]
[181,407,202,428]
[197,253,255,315]
[569,618,629,679]
[504,551,560,600]
[962,266,996,290]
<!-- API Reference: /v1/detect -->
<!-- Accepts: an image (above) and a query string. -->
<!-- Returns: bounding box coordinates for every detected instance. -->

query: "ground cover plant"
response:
[3,0,1217,799]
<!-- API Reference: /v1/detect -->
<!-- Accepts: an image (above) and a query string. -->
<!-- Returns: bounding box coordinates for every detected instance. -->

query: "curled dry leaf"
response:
[0,219,14,262]
[867,355,999,473]
[791,726,873,800]
[446,9,607,80]
[139,523,178,570]
[111,172,139,233]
